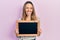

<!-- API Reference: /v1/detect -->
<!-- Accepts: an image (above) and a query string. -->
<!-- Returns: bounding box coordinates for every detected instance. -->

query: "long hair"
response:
[21,1,37,20]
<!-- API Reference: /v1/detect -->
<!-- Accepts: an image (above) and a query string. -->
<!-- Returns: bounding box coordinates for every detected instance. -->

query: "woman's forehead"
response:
[25,3,33,7]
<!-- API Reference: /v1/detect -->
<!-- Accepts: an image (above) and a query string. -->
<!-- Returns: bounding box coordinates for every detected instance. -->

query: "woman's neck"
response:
[26,16,31,21]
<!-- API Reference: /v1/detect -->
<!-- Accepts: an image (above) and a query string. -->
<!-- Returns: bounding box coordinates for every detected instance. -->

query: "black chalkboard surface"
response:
[16,20,39,36]
[18,22,37,34]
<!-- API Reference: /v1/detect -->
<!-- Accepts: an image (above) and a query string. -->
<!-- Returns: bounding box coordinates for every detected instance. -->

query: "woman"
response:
[16,1,41,40]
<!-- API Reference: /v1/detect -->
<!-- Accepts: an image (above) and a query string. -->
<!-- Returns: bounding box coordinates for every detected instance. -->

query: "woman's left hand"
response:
[37,29,42,36]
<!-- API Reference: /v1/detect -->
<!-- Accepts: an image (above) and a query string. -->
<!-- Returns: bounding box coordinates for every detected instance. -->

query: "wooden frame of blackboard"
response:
[16,20,40,36]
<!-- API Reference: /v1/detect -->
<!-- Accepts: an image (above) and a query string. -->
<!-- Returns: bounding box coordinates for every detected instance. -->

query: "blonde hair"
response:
[21,1,37,20]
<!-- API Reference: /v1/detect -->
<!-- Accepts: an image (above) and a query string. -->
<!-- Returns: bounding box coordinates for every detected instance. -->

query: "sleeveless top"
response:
[18,18,37,39]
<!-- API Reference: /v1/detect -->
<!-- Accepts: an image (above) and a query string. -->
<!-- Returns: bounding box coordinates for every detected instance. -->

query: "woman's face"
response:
[25,3,33,16]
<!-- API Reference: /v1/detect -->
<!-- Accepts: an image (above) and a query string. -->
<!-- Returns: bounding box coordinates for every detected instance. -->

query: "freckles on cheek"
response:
[26,9,28,11]
[31,10,33,12]
[25,8,33,13]
[25,10,27,12]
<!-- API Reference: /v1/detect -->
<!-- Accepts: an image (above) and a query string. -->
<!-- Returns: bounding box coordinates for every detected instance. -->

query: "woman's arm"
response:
[15,20,19,36]
[15,18,22,36]
[37,19,42,36]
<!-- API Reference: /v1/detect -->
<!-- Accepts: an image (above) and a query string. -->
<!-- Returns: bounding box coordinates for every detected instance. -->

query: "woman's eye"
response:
[26,7,29,9]
[30,7,33,9]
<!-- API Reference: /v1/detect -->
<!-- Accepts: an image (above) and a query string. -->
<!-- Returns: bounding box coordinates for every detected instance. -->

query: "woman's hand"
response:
[15,29,19,36]
[37,28,42,36]
[15,28,19,33]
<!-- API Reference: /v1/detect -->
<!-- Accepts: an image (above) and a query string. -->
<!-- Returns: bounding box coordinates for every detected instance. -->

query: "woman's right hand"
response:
[15,29,19,36]
[15,28,19,33]
[15,30,19,34]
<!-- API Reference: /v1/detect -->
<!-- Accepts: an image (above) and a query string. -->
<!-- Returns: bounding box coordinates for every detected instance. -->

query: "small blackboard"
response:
[16,20,39,36]
[18,22,37,34]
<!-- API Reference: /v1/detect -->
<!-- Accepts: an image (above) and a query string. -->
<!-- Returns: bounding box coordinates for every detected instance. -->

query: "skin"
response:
[25,3,33,21]
[25,3,41,36]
